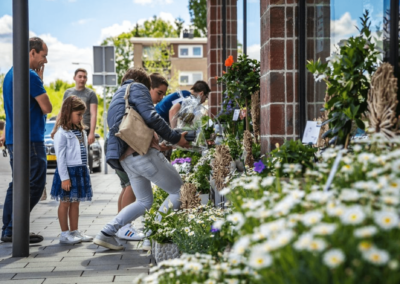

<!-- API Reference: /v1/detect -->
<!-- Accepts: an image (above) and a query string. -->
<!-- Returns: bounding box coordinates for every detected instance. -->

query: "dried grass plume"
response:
[367,62,398,139]
[212,145,232,191]
[180,183,201,210]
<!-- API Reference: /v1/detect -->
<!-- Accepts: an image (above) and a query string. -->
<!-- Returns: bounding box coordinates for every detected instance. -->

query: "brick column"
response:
[260,0,299,152]
[207,0,238,116]
[259,0,330,152]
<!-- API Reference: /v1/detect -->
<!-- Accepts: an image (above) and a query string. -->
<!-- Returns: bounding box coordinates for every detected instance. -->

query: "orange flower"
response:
[215,76,219,80]
[225,55,234,67]
[222,70,226,74]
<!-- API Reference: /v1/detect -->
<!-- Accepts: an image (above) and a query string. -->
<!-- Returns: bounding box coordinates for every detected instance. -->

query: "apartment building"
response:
[131,37,207,91]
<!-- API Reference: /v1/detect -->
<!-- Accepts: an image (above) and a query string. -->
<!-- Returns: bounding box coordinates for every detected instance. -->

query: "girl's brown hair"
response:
[55,96,87,132]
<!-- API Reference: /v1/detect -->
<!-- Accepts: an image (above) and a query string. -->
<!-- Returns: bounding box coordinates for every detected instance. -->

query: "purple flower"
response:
[254,160,266,173]
[210,226,220,233]
[184,157,192,163]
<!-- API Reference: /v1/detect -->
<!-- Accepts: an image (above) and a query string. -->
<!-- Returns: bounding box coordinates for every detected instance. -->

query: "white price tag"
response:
[232,109,240,121]
[302,121,321,145]
[208,119,214,127]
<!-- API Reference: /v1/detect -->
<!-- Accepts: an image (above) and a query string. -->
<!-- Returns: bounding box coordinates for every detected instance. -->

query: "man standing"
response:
[1,37,52,243]
[63,68,98,170]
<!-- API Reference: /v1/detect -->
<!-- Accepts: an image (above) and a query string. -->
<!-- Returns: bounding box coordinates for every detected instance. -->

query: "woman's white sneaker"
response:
[71,230,93,242]
[60,232,82,244]
[116,224,145,241]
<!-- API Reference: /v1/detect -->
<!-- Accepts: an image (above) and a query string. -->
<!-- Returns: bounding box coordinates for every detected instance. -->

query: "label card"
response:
[232,109,240,121]
[302,121,321,144]
[208,119,214,127]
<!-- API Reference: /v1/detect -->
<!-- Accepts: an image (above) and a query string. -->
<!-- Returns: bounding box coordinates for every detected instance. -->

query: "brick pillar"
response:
[260,0,298,152]
[207,0,238,117]
[259,0,330,152]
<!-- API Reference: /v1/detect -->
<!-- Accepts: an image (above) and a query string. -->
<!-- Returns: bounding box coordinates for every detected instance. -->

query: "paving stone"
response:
[13,270,83,280]
[0,273,16,280]
[43,275,114,284]
[0,280,45,284]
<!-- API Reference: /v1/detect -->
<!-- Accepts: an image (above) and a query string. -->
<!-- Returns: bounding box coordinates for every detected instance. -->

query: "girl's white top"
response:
[54,126,88,181]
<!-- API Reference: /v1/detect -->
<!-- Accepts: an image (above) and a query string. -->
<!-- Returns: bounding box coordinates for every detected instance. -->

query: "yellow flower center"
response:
[331,257,339,264]
[360,242,372,250]
[371,254,380,262]
[384,217,392,224]
[256,258,264,265]
[350,214,358,220]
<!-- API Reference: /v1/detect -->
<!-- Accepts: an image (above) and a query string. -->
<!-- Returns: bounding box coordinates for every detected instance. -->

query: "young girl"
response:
[51,96,93,244]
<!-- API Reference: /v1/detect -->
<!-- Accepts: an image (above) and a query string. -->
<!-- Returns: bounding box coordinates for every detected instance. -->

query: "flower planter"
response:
[152,241,181,264]
[200,193,209,205]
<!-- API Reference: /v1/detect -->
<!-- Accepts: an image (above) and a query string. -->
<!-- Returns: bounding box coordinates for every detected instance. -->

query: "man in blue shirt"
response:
[155,80,210,128]
[1,37,53,243]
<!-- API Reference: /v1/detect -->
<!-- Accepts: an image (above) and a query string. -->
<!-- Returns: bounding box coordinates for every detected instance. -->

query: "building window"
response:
[178,45,203,58]
[179,72,203,85]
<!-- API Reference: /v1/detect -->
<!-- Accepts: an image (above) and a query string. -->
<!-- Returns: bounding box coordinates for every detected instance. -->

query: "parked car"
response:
[44,120,102,173]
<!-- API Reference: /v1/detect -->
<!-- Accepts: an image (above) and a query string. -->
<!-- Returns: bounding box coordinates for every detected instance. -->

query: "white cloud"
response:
[247,44,260,61]
[72,18,93,25]
[99,20,136,40]
[99,12,177,42]
[0,15,92,85]
[133,0,173,5]
[331,12,358,41]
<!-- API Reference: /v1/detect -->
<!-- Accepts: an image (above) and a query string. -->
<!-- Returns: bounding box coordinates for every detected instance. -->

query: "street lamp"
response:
[72,62,93,73]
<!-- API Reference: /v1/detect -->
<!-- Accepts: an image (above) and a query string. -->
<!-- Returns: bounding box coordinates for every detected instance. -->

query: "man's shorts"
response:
[116,169,130,189]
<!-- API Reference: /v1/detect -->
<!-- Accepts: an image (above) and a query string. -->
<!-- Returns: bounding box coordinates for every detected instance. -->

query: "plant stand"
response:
[152,242,181,264]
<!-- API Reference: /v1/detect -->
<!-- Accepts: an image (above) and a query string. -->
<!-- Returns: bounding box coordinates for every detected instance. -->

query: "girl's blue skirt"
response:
[51,165,93,202]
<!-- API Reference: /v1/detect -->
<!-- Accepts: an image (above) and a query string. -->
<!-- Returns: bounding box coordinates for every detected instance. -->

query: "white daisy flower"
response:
[260,219,286,235]
[363,248,390,266]
[301,211,323,227]
[212,219,225,230]
[326,202,345,217]
[232,236,250,255]
[220,187,231,196]
[311,223,337,235]
[323,249,345,268]
[188,231,195,236]
[339,189,360,202]
[183,262,203,272]
[374,211,399,230]
[341,164,353,173]
[354,226,378,238]
[225,279,239,284]
[358,241,374,252]
[306,191,334,204]
[283,163,302,173]
[188,214,196,220]
[228,254,243,266]
[341,206,366,225]
[307,238,327,252]
[389,260,399,270]
[261,176,275,187]
[381,195,400,206]
[353,144,362,152]
[183,227,191,233]
[248,250,272,269]
[353,181,378,192]
[227,213,245,229]
[293,232,314,251]
[357,153,376,164]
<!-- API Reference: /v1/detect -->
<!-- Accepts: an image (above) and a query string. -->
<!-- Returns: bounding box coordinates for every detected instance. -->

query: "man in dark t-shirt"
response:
[1,37,53,243]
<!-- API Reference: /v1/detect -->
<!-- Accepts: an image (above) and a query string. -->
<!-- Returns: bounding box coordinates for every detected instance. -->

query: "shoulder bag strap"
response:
[124,82,135,112]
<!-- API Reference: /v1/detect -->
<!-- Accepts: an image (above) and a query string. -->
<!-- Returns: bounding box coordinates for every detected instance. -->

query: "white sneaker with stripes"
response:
[116,224,145,241]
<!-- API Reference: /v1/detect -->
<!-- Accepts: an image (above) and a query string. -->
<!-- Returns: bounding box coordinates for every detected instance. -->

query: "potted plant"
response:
[306,11,380,148]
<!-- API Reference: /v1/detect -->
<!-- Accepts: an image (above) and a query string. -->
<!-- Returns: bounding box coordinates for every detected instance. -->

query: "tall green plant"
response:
[307,11,380,147]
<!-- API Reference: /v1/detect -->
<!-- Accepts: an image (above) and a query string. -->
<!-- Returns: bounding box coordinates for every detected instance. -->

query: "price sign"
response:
[232,109,240,121]
[302,121,321,145]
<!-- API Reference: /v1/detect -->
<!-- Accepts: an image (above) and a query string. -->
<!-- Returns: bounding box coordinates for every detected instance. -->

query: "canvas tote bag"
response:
[115,83,154,155]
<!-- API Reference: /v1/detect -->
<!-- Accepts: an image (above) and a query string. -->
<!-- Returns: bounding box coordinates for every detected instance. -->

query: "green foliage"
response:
[44,79,105,137]
[306,11,380,146]
[201,115,214,140]
[188,0,207,36]
[101,16,181,93]
[143,41,179,93]
[223,133,243,161]
[260,139,317,177]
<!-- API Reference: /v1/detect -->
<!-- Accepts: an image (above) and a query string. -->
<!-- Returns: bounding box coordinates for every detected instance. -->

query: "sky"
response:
[0,0,385,87]
[0,0,261,87]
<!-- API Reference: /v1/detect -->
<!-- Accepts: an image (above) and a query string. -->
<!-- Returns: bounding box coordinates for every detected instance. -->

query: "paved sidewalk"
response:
[0,171,150,284]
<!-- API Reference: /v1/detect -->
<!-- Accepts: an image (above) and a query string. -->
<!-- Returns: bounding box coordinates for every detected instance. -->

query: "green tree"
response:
[101,16,180,94]
[143,41,179,93]
[188,0,207,36]
[44,80,105,137]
